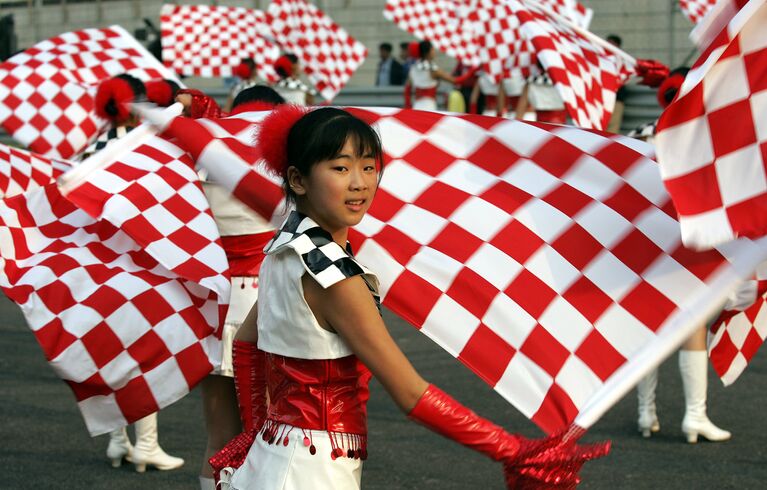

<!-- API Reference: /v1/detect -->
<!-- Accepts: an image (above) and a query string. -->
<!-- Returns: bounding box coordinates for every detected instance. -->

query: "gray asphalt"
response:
[2,293,766,489]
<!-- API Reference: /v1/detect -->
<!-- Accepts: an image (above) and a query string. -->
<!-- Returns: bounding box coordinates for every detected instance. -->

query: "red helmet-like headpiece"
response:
[255,104,309,176]
[145,79,180,107]
[656,73,685,108]
[274,55,295,78]
[95,77,138,123]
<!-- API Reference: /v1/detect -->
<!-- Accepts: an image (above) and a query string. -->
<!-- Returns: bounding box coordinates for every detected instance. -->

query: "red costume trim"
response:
[221,232,273,278]
[415,87,438,99]
[536,110,567,124]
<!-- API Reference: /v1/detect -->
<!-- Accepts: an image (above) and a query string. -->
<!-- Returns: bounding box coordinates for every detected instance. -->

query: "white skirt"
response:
[213,276,259,377]
[228,424,363,490]
[413,97,437,111]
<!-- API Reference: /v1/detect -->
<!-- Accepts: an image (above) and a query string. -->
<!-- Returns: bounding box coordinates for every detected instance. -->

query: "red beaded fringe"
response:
[259,419,368,460]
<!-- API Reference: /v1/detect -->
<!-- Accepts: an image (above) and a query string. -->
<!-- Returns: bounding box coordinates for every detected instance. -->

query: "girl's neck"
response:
[296,206,349,247]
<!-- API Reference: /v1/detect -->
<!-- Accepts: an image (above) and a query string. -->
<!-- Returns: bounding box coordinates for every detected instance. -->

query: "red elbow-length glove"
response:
[409,385,610,489]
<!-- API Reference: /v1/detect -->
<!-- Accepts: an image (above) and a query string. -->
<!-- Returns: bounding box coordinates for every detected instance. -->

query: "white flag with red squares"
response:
[267,0,367,101]
[680,0,719,24]
[383,0,483,67]
[160,4,280,82]
[137,107,767,433]
[509,0,635,130]
[709,264,767,385]
[655,0,767,250]
[0,183,227,436]
[0,143,72,198]
[0,26,180,160]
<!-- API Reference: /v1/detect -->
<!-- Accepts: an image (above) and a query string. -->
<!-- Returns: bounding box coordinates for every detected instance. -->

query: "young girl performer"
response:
[168,105,610,489]
[273,54,317,106]
[403,41,474,111]
[469,69,506,116]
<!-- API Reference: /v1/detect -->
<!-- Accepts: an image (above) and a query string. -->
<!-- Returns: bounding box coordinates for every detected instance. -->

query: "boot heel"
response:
[135,462,147,473]
[685,431,698,444]
[110,458,123,468]
[640,427,652,438]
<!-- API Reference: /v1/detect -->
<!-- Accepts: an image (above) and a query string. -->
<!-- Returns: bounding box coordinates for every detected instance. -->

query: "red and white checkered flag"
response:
[160,4,280,82]
[655,0,767,250]
[0,183,226,435]
[384,0,482,67]
[267,0,367,101]
[709,265,767,385]
[680,0,719,24]
[468,0,537,79]
[142,107,767,433]
[510,0,635,130]
[0,26,180,159]
[0,143,72,198]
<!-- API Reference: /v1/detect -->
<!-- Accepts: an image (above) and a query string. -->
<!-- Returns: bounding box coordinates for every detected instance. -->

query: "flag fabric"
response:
[510,0,633,130]
[142,107,767,433]
[0,184,226,436]
[655,0,767,250]
[267,0,367,101]
[468,0,537,79]
[709,267,767,385]
[680,0,719,24]
[0,26,180,159]
[0,143,72,198]
[538,0,594,29]
[160,4,280,82]
[383,0,482,67]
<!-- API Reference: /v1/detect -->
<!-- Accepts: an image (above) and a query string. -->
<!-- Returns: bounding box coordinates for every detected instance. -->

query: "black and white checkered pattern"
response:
[275,77,318,96]
[627,121,657,140]
[265,211,380,308]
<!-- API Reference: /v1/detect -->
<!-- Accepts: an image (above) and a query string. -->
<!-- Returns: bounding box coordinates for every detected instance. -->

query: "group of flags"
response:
[0,0,766,440]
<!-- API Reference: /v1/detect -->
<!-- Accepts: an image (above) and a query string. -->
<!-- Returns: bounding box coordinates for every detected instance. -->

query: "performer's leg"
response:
[636,369,659,437]
[106,426,133,467]
[132,412,185,472]
[200,374,242,479]
[679,326,731,443]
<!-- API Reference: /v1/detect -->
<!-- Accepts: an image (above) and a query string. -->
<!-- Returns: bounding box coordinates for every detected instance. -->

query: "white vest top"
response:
[478,72,499,96]
[527,74,565,111]
[409,60,438,89]
[202,182,273,237]
[274,78,317,106]
[257,212,381,359]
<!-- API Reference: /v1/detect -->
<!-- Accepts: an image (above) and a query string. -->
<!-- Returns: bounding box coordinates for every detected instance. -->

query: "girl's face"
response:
[289,137,379,242]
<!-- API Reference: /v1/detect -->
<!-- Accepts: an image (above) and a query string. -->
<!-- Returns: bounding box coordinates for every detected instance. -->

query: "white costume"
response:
[408,60,439,111]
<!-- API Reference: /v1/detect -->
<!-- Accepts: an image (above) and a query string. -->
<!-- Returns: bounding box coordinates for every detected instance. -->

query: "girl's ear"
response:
[286,166,307,196]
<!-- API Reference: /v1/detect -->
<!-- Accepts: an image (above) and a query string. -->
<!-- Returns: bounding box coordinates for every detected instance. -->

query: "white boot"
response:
[199,476,215,490]
[679,350,731,443]
[637,369,660,438]
[106,427,133,467]
[131,413,185,472]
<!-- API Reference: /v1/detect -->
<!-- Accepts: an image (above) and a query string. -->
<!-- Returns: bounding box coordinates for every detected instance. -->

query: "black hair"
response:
[116,73,146,100]
[606,34,622,47]
[379,42,393,53]
[284,108,384,203]
[232,85,286,109]
[418,40,432,59]
[400,41,409,51]
[276,53,299,78]
[242,57,256,69]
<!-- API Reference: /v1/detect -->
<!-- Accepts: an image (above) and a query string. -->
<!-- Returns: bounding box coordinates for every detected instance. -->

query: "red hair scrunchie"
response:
[657,74,685,109]
[94,77,136,123]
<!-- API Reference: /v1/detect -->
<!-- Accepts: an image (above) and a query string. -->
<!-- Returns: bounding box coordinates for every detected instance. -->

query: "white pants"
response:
[213,276,259,377]
[229,425,363,490]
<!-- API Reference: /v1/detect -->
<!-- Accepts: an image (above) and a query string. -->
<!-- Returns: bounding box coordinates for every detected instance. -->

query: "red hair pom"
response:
[407,41,420,59]
[234,62,253,80]
[657,73,685,108]
[274,56,294,78]
[95,77,135,123]
[145,79,174,107]
[255,104,309,176]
